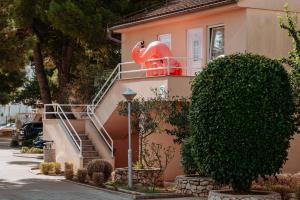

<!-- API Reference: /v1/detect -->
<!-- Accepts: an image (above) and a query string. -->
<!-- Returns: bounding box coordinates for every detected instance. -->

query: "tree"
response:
[1,0,167,105]
[189,54,294,193]
[10,0,123,105]
[279,5,300,130]
[0,69,25,105]
[0,0,28,104]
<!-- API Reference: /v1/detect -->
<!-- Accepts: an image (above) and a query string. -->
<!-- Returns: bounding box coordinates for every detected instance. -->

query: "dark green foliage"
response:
[181,137,198,176]
[279,5,300,131]
[189,54,295,193]
[10,139,19,147]
[77,168,87,183]
[92,172,104,186]
[86,159,113,182]
[14,70,58,106]
[165,97,190,144]
[0,70,25,105]
[21,139,33,147]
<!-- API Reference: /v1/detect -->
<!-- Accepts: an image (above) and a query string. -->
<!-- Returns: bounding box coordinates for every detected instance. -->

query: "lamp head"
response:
[122,88,137,101]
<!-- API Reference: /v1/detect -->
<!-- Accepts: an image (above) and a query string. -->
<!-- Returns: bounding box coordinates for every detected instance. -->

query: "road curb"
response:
[62,179,191,199]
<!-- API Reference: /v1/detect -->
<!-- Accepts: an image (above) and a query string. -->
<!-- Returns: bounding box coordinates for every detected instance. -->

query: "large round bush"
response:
[189,54,294,193]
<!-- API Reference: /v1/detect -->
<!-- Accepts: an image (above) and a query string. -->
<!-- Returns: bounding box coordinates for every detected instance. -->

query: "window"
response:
[193,40,200,62]
[158,34,171,49]
[208,25,224,61]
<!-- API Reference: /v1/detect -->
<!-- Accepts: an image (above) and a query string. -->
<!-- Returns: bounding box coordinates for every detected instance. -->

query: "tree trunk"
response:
[57,39,73,104]
[33,42,52,105]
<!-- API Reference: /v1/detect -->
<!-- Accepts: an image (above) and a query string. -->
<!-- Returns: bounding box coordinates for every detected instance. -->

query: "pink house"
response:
[43,0,300,181]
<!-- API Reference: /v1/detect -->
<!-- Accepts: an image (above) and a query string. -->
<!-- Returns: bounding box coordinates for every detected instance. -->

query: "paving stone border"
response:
[287,193,298,200]
[113,168,164,187]
[208,190,281,200]
[175,175,222,197]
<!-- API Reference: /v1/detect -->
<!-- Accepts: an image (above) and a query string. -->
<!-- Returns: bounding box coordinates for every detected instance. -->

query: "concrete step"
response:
[78,135,89,140]
[75,140,93,145]
[82,145,95,151]
[83,157,100,166]
[82,151,98,157]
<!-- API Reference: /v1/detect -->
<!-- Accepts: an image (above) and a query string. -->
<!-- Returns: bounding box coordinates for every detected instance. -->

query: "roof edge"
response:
[110,0,238,31]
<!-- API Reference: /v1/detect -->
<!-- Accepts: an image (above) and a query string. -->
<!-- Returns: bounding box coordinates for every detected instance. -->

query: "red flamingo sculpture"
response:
[131,41,182,76]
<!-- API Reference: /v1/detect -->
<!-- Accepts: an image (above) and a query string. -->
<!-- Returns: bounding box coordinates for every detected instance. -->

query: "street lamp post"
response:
[122,88,137,189]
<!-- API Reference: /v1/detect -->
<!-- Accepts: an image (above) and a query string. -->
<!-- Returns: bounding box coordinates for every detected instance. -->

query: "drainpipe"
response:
[106,28,121,44]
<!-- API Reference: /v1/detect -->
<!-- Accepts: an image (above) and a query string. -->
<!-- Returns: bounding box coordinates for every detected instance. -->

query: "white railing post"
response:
[167,57,170,76]
[43,104,46,120]
[118,64,121,80]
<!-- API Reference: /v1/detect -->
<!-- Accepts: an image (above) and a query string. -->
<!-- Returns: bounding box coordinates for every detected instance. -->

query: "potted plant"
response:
[189,54,295,199]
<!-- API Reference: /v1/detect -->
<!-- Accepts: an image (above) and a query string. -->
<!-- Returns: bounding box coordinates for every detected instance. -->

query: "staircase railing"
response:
[43,57,189,160]
[87,105,114,157]
[44,104,82,155]
[91,63,121,112]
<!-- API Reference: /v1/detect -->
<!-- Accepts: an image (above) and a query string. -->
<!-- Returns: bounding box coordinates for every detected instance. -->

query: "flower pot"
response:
[208,190,281,200]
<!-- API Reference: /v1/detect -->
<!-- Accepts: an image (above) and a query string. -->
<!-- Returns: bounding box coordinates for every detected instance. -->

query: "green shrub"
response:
[21,147,29,153]
[87,159,112,182]
[28,147,43,154]
[54,162,61,174]
[65,162,73,171]
[21,147,43,154]
[48,162,56,174]
[65,169,74,180]
[77,168,87,183]
[40,162,50,175]
[21,139,33,147]
[189,54,295,193]
[92,172,104,186]
[10,139,19,147]
[181,137,200,176]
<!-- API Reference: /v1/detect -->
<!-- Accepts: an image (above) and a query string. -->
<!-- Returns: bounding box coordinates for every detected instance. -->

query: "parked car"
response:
[0,123,16,135]
[20,122,43,140]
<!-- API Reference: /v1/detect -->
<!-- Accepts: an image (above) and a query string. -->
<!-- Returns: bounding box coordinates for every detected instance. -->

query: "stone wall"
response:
[287,193,298,200]
[176,175,221,197]
[113,168,164,187]
[208,190,281,200]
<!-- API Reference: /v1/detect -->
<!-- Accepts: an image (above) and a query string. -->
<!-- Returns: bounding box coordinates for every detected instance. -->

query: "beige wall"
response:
[85,120,115,166]
[43,119,82,171]
[95,76,192,128]
[238,0,300,12]
[119,5,246,65]
[110,0,300,178]
[245,8,300,59]
[283,134,300,173]
[146,131,183,181]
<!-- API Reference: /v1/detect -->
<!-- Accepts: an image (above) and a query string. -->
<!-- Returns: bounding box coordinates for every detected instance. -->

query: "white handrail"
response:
[44,104,82,155]
[87,105,114,157]
[92,64,120,106]
[44,57,191,160]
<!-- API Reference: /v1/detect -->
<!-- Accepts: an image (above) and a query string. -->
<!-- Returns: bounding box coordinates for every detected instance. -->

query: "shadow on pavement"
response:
[7,161,40,166]
[0,178,125,200]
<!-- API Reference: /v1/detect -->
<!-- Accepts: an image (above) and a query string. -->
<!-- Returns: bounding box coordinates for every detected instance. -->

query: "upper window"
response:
[158,34,171,49]
[208,26,224,61]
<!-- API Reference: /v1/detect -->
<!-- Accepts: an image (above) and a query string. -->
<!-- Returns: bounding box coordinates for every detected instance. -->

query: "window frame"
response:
[158,33,172,49]
[207,24,225,62]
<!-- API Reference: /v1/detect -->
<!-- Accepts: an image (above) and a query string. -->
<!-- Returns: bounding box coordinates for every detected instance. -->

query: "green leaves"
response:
[189,54,295,193]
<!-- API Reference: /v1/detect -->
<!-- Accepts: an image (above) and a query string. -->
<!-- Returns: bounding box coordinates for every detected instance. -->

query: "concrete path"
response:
[0,137,201,200]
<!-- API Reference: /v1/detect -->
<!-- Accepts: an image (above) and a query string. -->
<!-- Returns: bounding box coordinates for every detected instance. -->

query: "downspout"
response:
[107,28,121,44]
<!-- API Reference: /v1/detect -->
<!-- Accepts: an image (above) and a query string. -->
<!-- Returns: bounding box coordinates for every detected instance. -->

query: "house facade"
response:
[43,0,300,182]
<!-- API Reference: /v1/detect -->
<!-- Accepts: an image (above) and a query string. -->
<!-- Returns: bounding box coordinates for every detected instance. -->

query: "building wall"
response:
[113,1,300,179]
[120,5,247,65]
[43,119,82,171]
[245,8,300,59]
[238,0,300,13]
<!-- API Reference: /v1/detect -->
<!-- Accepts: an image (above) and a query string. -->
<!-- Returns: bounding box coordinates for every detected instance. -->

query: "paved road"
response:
[0,137,201,200]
